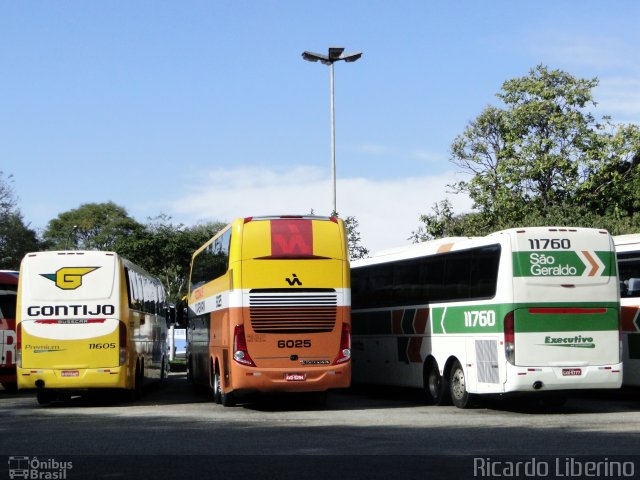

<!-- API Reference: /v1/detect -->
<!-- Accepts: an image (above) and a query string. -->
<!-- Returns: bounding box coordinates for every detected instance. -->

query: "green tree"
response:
[0,171,39,269]
[43,202,144,250]
[577,123,640,218]
[119,215,225,303]
[315,209,370,260]
[43,204,225,303]
[343,215,370,260]
[423,65,640,238]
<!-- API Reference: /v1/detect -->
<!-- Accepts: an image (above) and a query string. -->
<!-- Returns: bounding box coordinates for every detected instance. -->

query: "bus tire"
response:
[540,393,568,408]
[219,373,235,407]
[424,359,451,406]
[212,365,222,404]
[128,360,143,402]
[1,382,17,392]
[36,391,53,406]
[449,359,474,409]
[221,388,235,407]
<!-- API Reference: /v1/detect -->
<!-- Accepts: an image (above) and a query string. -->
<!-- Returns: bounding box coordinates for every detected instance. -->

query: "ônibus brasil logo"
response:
[543,334,595,349]
[41,267,100,290]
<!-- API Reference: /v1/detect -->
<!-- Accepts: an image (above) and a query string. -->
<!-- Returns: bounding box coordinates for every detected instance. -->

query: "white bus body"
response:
[351,227,622,408]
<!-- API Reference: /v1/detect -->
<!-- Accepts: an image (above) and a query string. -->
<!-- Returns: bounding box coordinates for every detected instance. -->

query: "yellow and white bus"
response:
[614,234,640,386]
[351,227,622,408]
[17,251,170,404]
[187,215,351,406]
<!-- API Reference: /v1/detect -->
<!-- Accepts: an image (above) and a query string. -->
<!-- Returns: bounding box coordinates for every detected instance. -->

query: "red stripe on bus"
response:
[34,319,106,324]
[528,308,607,315]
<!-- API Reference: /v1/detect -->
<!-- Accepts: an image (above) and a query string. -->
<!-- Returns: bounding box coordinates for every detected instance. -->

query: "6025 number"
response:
[277,339,311,348]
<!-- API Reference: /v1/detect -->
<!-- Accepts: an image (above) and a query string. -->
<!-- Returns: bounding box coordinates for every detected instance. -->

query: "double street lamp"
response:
[302,47,362,214]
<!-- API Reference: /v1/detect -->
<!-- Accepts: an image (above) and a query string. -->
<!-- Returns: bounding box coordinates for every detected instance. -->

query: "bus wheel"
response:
[1,382,17,392]
[539,393,568,409]
[130,361,143,401]
[212,368,222,405]
[221,388,235,407]
[219,374,235,407]
[36,391,52,406]
[424,359,451,406]
[449,360,474,409]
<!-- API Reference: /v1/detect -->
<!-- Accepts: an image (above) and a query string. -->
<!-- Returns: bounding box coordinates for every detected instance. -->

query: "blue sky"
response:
[2,1,639,253]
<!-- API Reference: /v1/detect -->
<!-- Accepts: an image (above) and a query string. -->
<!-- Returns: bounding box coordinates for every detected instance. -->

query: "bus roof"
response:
[0,271,18,283]
[364,237,476,261]
[614,233,640,247]
[353,226,613,268]
[192,215,343,259]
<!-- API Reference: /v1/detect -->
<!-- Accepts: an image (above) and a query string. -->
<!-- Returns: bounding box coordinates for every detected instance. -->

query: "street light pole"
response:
[329,60,336,214]
[302,47,362,215]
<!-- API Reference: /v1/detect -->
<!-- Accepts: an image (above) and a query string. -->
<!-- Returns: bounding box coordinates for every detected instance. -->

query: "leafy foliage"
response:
[43,202,145,251]
[343,215,370,260]
[0,171,40,269]
[118,215,225,303]
[416,65,640,240]
[42,205,225,303]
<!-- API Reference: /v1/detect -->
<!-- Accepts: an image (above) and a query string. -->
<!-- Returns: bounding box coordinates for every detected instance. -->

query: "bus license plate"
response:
[562,368,582,376]
[285,373,306,382]
[61,370,80,377]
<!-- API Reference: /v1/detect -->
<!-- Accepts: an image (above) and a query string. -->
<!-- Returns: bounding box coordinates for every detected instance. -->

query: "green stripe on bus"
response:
[431,304,512,334]
[514,307,619,333]
[431,302,619,335]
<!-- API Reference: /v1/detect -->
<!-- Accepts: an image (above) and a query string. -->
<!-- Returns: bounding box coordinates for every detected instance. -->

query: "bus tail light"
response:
[119,321,127,366]
[333,323,351,365]
[16,322,22,368]
[504,311,515,365]
[233,325,256,367]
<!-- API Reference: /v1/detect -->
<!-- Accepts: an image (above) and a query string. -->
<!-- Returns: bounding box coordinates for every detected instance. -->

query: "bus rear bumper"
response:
[17,366,128,391]
[503,363,623,392]
[230,362,351,393]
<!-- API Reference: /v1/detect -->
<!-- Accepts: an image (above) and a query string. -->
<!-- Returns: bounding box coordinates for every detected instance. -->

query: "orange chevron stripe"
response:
[408,337,423,363]
[582,250,599,276]
[413,308,429,334]
[437,243,455,253]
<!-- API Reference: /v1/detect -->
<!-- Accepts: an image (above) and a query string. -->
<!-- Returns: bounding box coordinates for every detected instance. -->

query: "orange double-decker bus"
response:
[186,215,351,406]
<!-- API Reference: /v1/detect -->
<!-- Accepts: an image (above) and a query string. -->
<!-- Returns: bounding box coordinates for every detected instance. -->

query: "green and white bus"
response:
[351,227,622,408]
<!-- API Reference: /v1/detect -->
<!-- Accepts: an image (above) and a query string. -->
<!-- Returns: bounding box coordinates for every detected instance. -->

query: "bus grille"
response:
[249,292,337,333]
